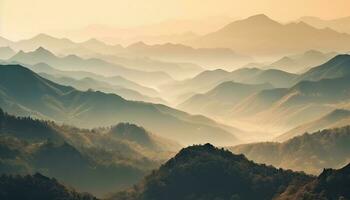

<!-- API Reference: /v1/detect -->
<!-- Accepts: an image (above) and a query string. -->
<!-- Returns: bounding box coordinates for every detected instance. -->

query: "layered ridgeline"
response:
[28,62,160,98]
[38,72,167,104]
[188,14,350,55]
[1,33,251,70]
[278,163,350,200]
[2,143,350,200]
[162,67,297,103]
[178,81,273,117]
[0,108,180,196]
[0,47,16,60]
[8,47,173,87]
[0,64,240,146]
[124,42,251,69]
[0,173,97,200]
[299,15,350,34]
[110,144,312,200]
[295,54,350,82]
[268,50,338,73]
[231,126,350,175]
[230,54,350,130]
[110,144,350,200]
[276,109,350,141]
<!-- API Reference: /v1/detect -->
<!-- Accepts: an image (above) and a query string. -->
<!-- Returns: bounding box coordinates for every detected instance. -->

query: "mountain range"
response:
[8,47,173,87]
[0,33,252,71]
[124,42,251,69]
[276,109,350,142]
[178,81,273,118]
[231,126,350,175]
[231,75,350,130]
[110,143,350,200]
[162,67,297,104]
[0,108,180,196]
[0,173,97,200]
[269,50,338,73]
[28,62,160,98]
[0,64,241,146]
[299,16,350,34]
[39,73,166,104]
[0,47,16,60]
[188,14,350,55]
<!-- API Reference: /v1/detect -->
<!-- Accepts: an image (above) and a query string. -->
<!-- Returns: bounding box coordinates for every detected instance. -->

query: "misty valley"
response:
[1,5,350,200]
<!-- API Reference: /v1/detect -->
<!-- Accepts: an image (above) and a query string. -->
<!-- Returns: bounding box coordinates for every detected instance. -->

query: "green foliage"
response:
[0,173,97,200]
[110,144,312,200]
[231,126,350,174]
[277,163,350,200]
[0,109,169,196]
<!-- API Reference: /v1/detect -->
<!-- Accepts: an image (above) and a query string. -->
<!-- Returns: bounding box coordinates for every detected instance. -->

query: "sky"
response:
[1,0,350,40]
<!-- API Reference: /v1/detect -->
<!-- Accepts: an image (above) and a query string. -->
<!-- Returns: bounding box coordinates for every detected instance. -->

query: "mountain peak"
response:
[82,38,106,45]
[171,143,244,163]
[32,33,55,40]
[247,14,271,21]
[241,14,281,25]
[127,41,148,49]
[34,46,55,56]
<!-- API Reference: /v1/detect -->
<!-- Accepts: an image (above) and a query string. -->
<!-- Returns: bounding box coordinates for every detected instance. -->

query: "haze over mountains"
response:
[8,47,173,87]
[188,14,350,56]
[110,144,350,200]
[1,9,350,200]
[268,50,338,73]
[0,108,178,196]
[0,64,241,146]
[299,16,350,34]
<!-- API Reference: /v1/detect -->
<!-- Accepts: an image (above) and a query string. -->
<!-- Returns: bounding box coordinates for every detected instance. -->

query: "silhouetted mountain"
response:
[231,88,288,117]
[0,36,13,47]
[231,126,350,175]
[231,75,350,130]
[0,64,239,146]
[277,163,350,200]
[270,50,337,73]
[39,73,166,104]
[162,67,296,103]
[296,54,350,82]
[108,123,180,152]
[0,173,97,200]
[189,14,350,55]
[0,47,16,60]
[126,42,251,69]
[110,143,312,200]
[29,62,159,97]
[92,54,203,80]
[276,109,350,141]
[299,15,350,34]
[178,81,273,118]
[0,108,180,196]
[8,47,173,87]
[3,34,251,70]
[11,33,123,56]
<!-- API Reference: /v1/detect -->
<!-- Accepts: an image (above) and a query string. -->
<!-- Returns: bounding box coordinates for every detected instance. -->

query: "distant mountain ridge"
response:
[0,64,240,146]
[0,108,166,196]
[276,109,350,141]
[1,33,252,70]
[269,50,338,73]
[188,14,350,55]
[299,15,350,34]
[178,81,273,118]
[8,47,173,87]
[231,126,350,175]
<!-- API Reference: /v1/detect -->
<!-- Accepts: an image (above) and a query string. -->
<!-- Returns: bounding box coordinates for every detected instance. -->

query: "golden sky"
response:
[1,0,350,40]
